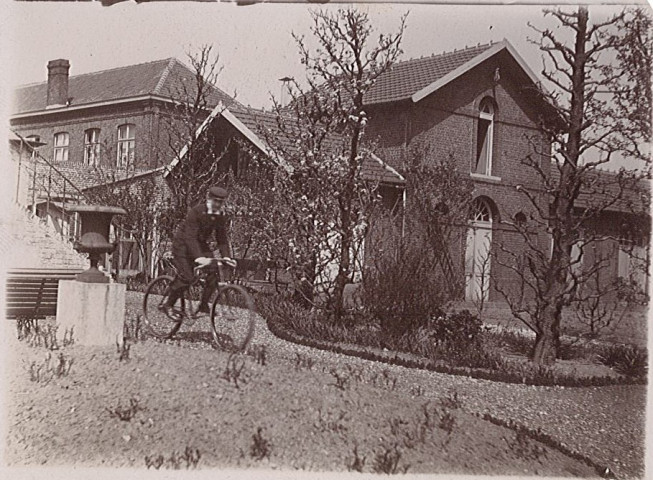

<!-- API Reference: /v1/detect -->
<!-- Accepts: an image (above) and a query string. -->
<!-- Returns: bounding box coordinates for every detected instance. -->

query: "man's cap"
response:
[207,186,228,199]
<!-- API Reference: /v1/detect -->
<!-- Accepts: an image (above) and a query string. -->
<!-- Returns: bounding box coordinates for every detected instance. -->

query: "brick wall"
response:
[11,100,170,171]
[366,58,553,301]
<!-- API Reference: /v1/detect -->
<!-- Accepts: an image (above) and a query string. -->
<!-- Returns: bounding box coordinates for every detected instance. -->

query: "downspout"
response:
[16,139,24,204]
[401,186,407,238]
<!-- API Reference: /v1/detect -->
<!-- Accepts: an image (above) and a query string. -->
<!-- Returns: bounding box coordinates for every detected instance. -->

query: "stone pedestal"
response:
[56,280,126,346]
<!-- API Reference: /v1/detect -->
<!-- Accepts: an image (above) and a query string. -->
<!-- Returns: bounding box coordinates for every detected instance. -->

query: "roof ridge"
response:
[154,58,178,95]
[394,41,496,68]
[13,58,177,89]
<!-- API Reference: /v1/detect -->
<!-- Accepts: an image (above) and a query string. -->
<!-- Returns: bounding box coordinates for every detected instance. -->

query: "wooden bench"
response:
[5,268,83,320]
[233,258,290,293]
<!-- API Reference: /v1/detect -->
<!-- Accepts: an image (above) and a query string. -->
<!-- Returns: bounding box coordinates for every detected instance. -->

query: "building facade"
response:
[10,43,649,300]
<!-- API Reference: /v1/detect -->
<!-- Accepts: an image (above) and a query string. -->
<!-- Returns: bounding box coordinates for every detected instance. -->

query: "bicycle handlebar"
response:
[193,258,237,273]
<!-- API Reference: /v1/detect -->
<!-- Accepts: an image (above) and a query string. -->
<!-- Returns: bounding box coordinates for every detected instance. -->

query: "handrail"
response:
[11,131,137,240]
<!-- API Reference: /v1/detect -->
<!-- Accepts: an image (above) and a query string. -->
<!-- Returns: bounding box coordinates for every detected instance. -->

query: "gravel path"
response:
[127,292,647,478]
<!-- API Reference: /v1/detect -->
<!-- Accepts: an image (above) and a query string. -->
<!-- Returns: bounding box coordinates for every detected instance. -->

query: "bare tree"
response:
[159,45,235,239]
[254,7,407,321]
[495,7,651,365]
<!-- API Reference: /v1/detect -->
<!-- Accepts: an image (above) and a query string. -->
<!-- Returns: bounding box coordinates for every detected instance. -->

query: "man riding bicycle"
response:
[160,185,236,315]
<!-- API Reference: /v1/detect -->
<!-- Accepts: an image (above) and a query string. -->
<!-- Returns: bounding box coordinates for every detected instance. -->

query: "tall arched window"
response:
[117,124,135,168]
[465,197,494,302]
[53,132,69,162]
[474,98,495,176]
[84,128,101,166]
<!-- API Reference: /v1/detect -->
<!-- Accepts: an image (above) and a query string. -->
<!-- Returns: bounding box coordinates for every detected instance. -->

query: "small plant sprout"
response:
[439,410,456,447]
[329,367,351,391]
[294,352,316,370]
[248,344,267,366]
[117,339,131,362]
[250,427,272,460]
[347,443,366,472]
[28,352,74,384]
[372,443,410,474]
[144,447,201,469]
[440,389,462,410]
[107,397,145,422]
[223,353,248,389]
[316,407,349,435]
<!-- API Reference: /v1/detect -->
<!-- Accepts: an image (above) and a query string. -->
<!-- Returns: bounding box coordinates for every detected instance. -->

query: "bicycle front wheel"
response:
[143,276,183,339]
[210,284,256,352]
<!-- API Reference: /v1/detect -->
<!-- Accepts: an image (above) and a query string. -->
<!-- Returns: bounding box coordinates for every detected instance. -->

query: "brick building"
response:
[11,58,237,171]
[169,40,648,301]
[359,40,648,301]
[9,58,238,276]
[9,42,649,299]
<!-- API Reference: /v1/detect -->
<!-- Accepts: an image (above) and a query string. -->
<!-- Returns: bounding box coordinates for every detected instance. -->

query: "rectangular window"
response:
[53,132,69,162]
[474,99,495,176]
[475,117,493,175]
[84,129,101,166]
[117,124,135,168]
[618,238,648,292]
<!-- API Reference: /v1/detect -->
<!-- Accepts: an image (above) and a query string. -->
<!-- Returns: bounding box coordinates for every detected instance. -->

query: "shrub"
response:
[429,310,482,346]
[487,329,534,356]
[361,224,449,339]
[598,344,648,379]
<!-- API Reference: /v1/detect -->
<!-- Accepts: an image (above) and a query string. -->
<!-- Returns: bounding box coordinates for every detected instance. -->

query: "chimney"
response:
[46,59,70,108]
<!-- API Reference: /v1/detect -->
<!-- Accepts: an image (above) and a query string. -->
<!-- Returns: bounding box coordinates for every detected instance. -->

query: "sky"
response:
[3,1,648,111]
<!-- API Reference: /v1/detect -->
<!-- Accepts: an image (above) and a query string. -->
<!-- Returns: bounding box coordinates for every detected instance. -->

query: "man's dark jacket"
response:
[172,203,232,260]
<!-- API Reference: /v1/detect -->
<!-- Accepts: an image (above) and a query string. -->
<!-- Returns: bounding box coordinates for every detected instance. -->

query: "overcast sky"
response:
[3,1,645,110]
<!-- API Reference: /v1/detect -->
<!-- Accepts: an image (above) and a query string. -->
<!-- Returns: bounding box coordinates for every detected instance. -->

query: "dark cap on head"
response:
[207,186,228,199]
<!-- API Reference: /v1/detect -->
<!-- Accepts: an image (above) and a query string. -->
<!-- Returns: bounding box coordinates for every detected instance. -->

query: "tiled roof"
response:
[230,107,405,185]
[548,164,650,214]
[364,43,495,105]
[168,104,404,186]
[22,159,161,200]
[12,58,238,115]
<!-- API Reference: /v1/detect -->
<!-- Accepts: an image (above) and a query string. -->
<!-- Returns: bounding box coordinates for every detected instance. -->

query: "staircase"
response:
[0,203,88,269]
[3,132,89,270]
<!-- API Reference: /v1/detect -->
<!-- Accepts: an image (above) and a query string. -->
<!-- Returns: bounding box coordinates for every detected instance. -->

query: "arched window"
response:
[466,197,494,302]
[474,98,495,176]
[53,132,69,162]
[117,124,135,168]
[84,128,101,166]
[470,197,492,223]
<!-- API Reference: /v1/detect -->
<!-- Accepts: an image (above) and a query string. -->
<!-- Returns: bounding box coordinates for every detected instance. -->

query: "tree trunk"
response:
[531,304,562,365]
[333,213,352,323]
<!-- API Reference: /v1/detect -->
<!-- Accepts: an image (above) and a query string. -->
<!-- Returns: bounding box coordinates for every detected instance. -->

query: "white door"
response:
[465,199,492,302]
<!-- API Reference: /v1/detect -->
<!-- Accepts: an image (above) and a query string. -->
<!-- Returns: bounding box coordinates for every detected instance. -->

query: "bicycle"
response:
[142,257,256,352]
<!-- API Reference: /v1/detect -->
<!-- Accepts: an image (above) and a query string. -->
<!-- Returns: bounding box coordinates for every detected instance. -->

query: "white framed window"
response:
[53,132,69,162]
[474,98,495,176]
[84,128,101,166]
[117,124,135,168]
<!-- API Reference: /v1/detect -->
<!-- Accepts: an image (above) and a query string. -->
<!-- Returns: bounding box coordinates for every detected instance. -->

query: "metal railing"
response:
[12,131,89,242]
[11,131,139,278]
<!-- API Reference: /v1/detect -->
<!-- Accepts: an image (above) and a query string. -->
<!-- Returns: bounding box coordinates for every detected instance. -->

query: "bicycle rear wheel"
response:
[143,276,183,339]
[210,284,256,352]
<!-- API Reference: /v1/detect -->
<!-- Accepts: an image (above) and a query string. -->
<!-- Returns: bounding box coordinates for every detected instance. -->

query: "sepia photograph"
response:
[1,1,650,479]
